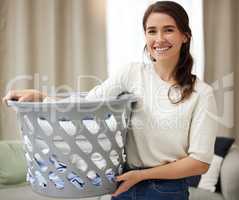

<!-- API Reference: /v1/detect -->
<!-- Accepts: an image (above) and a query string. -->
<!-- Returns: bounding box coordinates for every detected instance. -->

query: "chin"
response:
[154,55,172,61]
[153,51,180,62]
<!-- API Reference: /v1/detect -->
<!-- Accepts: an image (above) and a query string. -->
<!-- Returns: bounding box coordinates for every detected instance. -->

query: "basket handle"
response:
[116,92,138,103]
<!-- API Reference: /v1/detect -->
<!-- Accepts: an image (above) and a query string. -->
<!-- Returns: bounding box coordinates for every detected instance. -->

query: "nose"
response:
[154,34,165,44]
[155,32,165,42]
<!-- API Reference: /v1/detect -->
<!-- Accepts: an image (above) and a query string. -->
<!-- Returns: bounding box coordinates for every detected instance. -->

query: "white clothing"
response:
[86,62,218,168]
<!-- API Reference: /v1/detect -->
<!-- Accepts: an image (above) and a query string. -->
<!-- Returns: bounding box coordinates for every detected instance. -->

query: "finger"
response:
[18,95,30,102]
[7,91,19,100]
[2,91,18,104]
[111,182,129,197]
[116,173,128,181]
[2,96,7,104]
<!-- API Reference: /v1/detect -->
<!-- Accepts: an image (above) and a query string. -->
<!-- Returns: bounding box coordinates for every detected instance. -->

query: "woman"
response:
[3,1,217,200]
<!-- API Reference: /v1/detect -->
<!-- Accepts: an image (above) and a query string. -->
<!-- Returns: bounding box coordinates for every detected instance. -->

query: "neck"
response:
[153,56,179,83]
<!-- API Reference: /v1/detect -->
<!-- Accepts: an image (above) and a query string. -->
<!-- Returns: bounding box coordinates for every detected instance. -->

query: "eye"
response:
[165,28,174,33]
[147,30,156,34]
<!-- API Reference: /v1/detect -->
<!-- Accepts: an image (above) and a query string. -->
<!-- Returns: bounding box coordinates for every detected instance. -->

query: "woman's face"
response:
[145,12,187,62]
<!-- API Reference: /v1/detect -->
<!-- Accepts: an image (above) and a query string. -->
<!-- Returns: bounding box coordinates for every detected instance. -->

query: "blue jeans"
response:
[111,165,189,200]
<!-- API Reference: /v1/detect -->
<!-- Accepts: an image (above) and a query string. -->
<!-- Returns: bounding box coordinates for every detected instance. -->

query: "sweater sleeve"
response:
[86,63,132,100]
[188,87,218,164]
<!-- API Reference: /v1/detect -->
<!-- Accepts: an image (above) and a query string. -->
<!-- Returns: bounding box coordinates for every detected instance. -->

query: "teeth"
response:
[153,46,171,54]
[155,47,170,51]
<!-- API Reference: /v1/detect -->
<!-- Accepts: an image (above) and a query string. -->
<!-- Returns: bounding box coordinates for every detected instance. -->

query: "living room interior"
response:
[0,0,238,200]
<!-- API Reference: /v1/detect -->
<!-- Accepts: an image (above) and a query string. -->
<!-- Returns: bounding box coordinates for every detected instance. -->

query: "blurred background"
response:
[0,0,238,143]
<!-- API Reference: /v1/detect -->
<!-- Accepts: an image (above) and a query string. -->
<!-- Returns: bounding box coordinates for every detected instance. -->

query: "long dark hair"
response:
[143,1,196,103]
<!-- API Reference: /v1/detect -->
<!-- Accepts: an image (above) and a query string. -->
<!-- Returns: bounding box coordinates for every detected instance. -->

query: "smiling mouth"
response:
[153,46,172,54]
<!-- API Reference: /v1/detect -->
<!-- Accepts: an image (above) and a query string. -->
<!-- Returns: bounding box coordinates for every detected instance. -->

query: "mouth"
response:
[153,46,172,54]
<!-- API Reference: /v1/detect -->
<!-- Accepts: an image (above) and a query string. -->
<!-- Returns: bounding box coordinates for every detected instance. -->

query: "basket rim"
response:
[6,93,138,109]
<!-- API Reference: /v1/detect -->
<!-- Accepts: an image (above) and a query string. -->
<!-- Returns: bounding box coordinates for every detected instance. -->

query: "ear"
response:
[183,35,188,43]
[183,33,190,43]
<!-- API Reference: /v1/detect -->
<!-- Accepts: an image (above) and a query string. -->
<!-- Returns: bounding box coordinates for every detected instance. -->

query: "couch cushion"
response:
[0,140,27,187]
[220,145,239,200]
[189,187,224,200]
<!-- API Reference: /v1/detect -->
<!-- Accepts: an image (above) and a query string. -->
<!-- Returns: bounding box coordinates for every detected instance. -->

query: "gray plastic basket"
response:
[7,93,137,198]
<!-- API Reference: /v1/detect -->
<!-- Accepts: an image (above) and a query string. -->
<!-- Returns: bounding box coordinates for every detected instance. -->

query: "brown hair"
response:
[143,1,196,103]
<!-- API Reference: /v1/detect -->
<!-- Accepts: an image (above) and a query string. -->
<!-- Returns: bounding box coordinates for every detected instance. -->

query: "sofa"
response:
[0,140,239,200]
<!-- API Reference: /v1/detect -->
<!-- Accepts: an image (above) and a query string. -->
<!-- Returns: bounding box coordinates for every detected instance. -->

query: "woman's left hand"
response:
[111,170,143,197]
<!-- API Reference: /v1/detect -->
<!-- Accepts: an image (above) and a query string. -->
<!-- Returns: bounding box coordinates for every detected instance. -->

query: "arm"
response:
[140,87,218,180]
[112,157,209,197]
[140,156,209,180]
[86,63,132,100]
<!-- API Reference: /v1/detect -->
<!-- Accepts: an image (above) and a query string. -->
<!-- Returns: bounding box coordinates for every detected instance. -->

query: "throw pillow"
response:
[0,140,27,187]
[187,137,235,192]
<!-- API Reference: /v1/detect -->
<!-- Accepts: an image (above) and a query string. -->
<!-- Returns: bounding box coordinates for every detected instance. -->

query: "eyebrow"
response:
[146,25,176,30]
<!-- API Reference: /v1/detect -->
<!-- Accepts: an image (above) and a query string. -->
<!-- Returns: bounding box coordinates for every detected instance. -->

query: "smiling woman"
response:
[106,0,204,79]
[142,2,196,104]
[90,1,217,199]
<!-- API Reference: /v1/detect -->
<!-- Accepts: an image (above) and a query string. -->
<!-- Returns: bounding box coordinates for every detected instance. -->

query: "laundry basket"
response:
[7,92,137,198]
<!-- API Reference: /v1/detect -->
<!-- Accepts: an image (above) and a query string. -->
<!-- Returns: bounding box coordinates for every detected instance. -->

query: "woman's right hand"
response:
[2,89,47,104]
